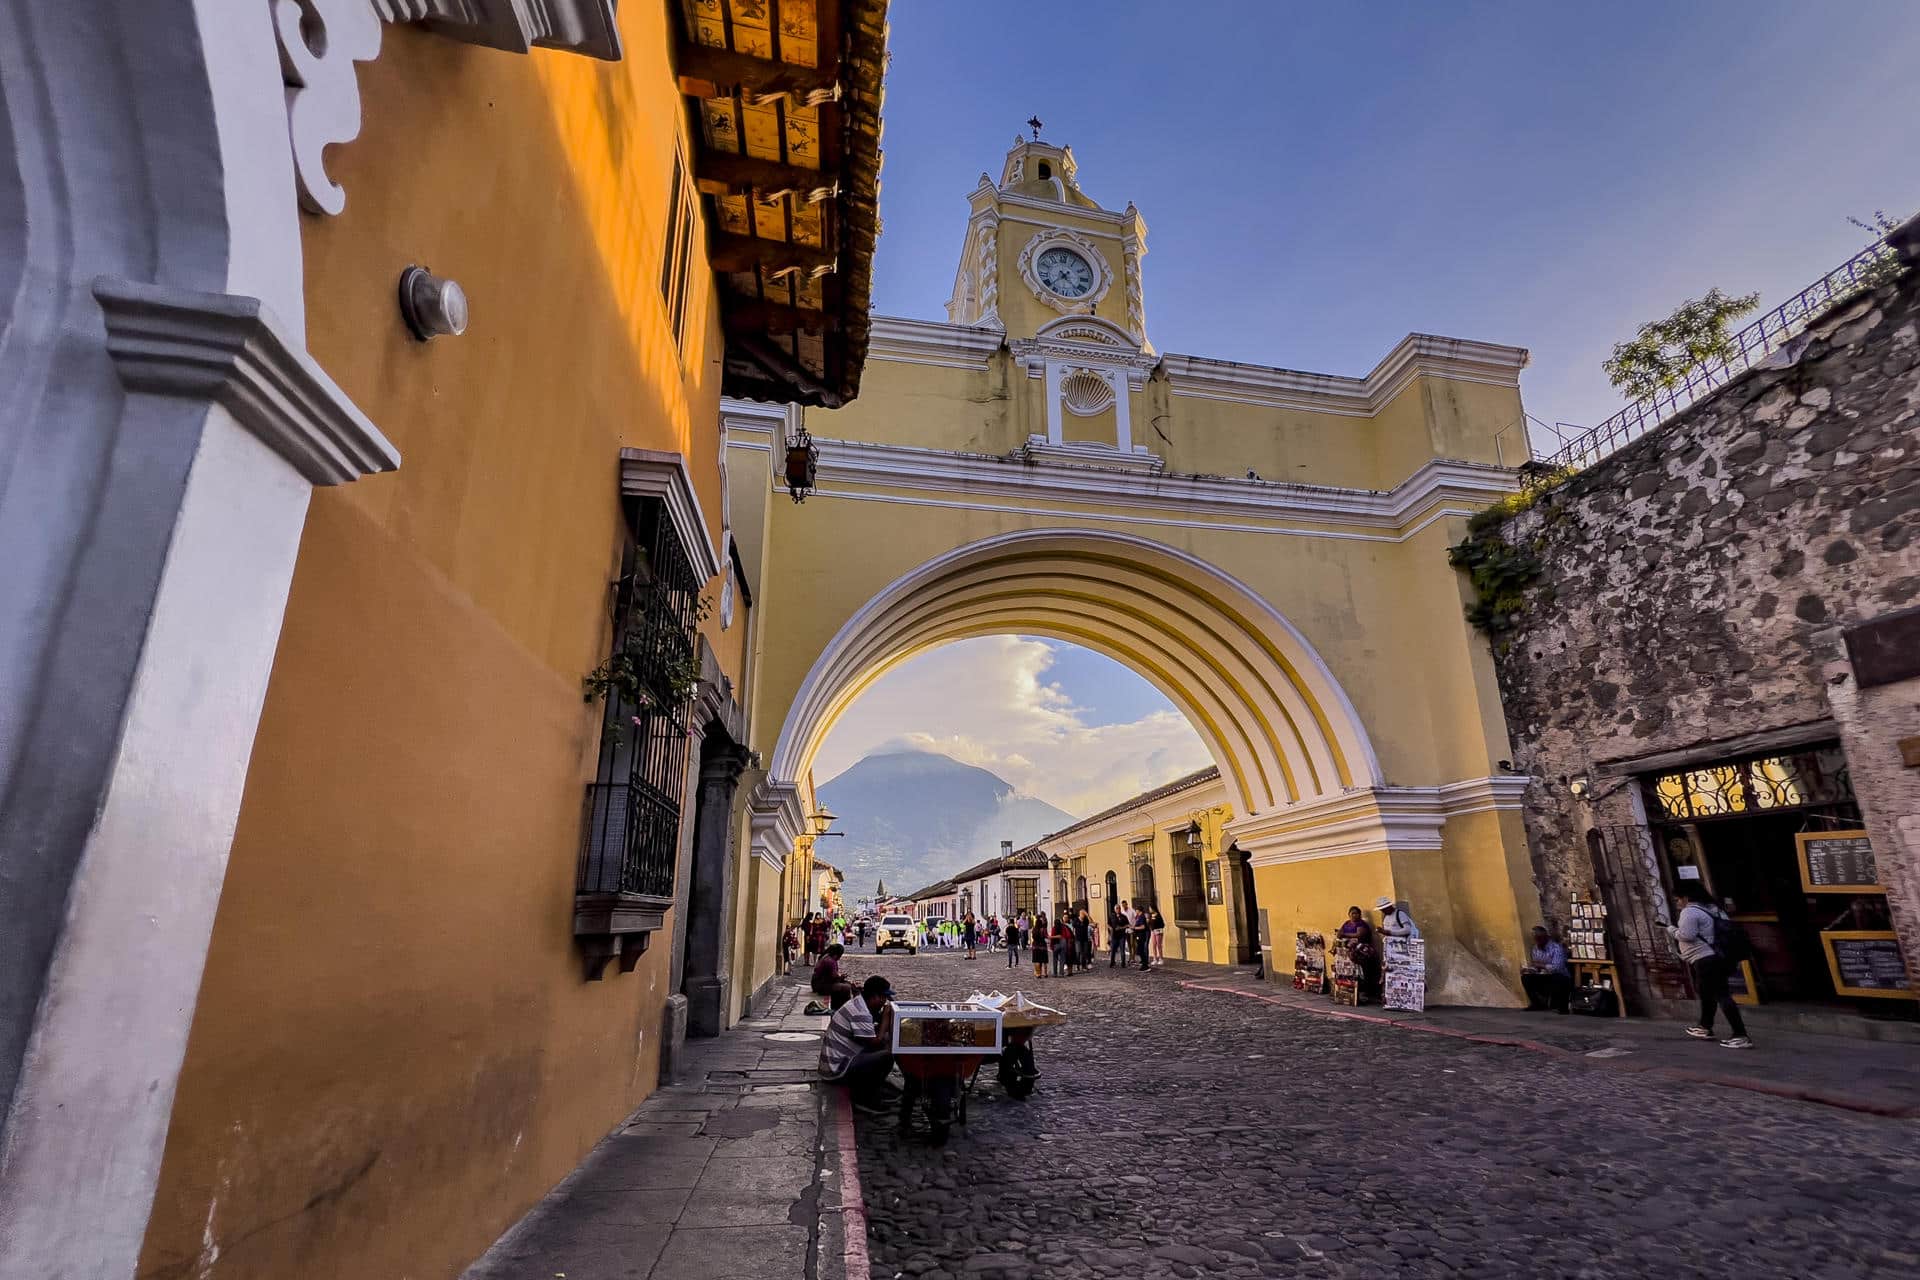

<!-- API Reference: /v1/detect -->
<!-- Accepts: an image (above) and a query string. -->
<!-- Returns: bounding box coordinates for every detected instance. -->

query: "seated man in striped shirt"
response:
[819,974,899,1112]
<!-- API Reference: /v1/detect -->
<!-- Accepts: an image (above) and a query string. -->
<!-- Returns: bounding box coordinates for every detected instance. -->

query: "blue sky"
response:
[817,3,1920,815]
[870,1,1920,442]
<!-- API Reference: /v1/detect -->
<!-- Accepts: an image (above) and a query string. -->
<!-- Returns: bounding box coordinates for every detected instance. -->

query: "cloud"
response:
[811,636,1213,817]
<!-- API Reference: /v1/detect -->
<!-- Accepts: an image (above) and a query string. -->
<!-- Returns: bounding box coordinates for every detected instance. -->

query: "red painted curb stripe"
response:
[1177,980,1920,1120]
[831,1088,872,1280]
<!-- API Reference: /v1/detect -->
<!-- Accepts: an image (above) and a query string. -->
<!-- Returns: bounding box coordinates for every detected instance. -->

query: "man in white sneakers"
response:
[1671,886,1752,1049]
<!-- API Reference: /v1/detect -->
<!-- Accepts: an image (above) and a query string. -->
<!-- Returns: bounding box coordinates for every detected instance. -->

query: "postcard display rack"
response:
[1566,894,1610,962]
[1329,935,1362,1005]
[1382,936,1427,1012]
[1294,931,1327,994]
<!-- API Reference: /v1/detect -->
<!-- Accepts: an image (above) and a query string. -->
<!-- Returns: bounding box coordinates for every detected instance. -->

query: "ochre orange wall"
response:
[140,9,742,1278]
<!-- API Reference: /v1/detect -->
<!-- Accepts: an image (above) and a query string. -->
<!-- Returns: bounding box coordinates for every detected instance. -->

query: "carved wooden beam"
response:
[710,233,837,275]
[724,299,838,335]
[695,152,839,201]
[675,44,838,100]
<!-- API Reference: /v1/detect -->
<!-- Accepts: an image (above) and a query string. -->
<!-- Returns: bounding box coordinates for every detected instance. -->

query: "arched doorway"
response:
[1104,870,1119,912]
[1132,861,1157,911]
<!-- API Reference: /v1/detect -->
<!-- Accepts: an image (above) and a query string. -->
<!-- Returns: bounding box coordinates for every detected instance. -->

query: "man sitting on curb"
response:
[805,943,852,1015]
[820,975,899,1113]
[1520,925,1572,1012]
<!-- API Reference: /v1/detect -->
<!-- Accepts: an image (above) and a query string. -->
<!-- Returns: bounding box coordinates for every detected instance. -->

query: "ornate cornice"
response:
[618,448,724,583]
[866,316,1005,370]
[372,0,621,59]
[1231,776,1534,866]
[1016,228,1115,316]
[275,0,382,216]
[1162,334,1530,417]
[748,780,806,870]
[93,277,399,485]
[798,435,1517,534]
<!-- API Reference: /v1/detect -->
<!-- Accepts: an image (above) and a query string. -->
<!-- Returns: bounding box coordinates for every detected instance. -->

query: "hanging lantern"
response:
[784,426,819,503]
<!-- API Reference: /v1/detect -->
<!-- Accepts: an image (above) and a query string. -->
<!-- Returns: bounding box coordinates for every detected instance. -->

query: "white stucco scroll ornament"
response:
[275,0,383,216]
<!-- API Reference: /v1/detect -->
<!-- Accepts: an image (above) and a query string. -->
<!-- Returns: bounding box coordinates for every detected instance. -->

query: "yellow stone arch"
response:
[765,527,1382,820]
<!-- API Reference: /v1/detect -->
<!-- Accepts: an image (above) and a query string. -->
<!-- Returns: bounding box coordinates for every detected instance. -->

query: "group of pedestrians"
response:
[1103,900,1167,971]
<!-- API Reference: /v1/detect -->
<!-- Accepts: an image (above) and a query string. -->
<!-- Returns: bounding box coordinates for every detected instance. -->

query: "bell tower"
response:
[945,129,1150,351]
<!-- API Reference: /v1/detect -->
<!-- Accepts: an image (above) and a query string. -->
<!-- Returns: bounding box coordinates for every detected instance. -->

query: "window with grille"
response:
[1128,840,1156,909]
[1173,855,1206,926]
[576,498,700,904]
[658,145,699,354]
[1011,878,1037,917]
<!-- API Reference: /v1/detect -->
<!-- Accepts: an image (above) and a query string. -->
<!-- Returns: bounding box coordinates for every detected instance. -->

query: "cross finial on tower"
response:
[1026,115,1043,140]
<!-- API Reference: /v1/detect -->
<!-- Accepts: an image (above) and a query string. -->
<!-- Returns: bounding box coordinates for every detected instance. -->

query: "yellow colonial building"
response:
[728,134,1539,1009]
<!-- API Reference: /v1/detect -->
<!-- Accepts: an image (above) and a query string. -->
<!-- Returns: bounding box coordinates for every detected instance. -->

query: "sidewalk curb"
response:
[817,1088,872,1280]
[1178,980,1920,1120]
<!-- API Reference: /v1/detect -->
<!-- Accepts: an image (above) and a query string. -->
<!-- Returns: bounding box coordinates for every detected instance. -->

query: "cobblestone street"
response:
[846,950,1920,1279]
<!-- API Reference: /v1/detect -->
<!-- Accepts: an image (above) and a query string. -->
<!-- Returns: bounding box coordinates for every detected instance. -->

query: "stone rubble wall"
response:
[1483,224,1920,977]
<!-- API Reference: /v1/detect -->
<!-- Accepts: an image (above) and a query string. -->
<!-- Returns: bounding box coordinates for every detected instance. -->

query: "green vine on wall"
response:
[1448,477,1569,642]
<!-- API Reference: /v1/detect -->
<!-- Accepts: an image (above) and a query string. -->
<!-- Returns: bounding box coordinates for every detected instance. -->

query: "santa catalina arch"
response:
[726,134,1534,1003]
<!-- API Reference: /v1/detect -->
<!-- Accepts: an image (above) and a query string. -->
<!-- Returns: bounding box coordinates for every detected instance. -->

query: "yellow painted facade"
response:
[137,6,842,1277]
[731,136,1542,1011]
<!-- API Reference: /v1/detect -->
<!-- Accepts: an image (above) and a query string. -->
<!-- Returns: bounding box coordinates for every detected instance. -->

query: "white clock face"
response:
[1035,246,1096,298]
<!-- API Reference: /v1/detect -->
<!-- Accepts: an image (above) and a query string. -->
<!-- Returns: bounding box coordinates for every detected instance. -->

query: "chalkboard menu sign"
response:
[1821,931,1914,999]
[1796,830,1881,892]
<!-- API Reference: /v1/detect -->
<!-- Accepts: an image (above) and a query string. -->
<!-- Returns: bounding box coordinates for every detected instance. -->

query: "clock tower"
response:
[946,134,1150,351]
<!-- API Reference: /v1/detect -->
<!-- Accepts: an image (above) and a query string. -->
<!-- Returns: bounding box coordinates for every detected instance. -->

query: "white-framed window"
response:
[658,144,700,355]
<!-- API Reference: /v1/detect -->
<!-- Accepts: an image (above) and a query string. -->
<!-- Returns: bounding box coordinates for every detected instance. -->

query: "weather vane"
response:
[1027,115,1043,140]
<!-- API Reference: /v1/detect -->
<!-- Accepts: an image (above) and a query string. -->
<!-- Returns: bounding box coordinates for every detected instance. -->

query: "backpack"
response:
[1709,907,1753,964]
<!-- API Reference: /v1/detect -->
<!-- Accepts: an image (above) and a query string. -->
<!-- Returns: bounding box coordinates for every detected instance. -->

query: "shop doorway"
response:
[1235,853,1261,965]
[1104,870,1118,912]
[1642,742,1909,1017]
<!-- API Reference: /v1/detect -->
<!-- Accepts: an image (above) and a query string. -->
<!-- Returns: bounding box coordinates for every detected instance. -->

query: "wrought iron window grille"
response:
[575,498,701,976]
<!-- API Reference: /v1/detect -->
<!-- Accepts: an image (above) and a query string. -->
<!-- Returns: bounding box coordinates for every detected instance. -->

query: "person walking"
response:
[1051,916,1071,976]
[1672,887,1752,1048]
[963,912,979,960]
[1031,912,1050,979]
[856,918,870,951]
[1006,917,1021,967]
[1149,904,1167,966]
[1073,908,1093,971]
[1108,901,1130,967]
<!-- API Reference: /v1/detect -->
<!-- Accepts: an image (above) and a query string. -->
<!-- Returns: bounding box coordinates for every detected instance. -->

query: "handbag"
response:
[1568,985,1618,1017]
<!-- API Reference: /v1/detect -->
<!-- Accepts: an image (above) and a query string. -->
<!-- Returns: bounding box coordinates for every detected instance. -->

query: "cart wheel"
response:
[1006,1077,1034,1100]
[928,1119,950,1146]
[908,947,916,955]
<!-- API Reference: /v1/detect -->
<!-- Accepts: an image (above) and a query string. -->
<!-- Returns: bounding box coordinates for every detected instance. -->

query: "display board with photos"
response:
[1382,935,1427,1012]
[1565,894,1610,961]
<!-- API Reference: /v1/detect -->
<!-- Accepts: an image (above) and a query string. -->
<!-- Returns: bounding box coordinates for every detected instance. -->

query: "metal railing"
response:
[1540,238,1896,476]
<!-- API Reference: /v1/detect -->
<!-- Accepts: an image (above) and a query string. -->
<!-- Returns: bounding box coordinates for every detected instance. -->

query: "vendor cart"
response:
[970,990,1068,1100]
[889,1000,1002,1145]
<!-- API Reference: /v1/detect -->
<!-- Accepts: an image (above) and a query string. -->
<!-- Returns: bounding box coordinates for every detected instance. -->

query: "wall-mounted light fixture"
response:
[1568,774,1591,800]
[398,265,469,341]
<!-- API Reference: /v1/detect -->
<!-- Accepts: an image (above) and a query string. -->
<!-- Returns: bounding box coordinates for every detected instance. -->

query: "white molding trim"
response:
[803,436,1518,534]
[1016,227,1115,316]
[372,0,621,59]
[990,188,1132,229]
[748,780,805,870]
[1233,775,1534,867]
[619,448,724,583]
[1163,334,1531,416]
[274,0,382,216]
[94,278,400,485]
[1016,438,1166,475]
[867,315,1005,370]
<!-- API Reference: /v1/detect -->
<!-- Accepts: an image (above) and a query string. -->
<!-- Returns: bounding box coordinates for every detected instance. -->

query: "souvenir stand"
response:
[1382,936,1426,1011]
[1566,893,1625,1017]
[1294,931,1327,994]
[1329,936,1362,1005]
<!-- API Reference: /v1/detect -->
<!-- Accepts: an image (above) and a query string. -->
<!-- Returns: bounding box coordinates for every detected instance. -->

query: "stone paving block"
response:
[692,1154,815,1195]
[578,1154,709,1192]
[547,1187,693,1227]
[650,1223,809,1279]
[674,1186,805,1229]
[471,1217,668,1280]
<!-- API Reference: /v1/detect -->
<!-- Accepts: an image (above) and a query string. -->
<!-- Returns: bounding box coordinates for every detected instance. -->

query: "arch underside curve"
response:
[769,529,1381,820]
